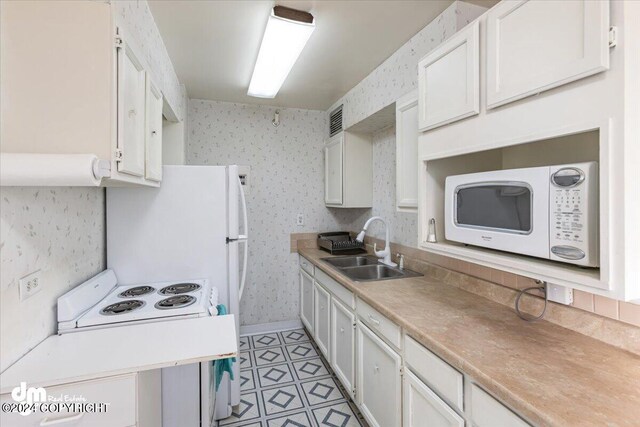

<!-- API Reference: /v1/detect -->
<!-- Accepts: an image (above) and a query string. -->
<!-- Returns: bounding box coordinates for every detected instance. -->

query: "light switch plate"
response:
[296,213,304,226]
[19,270,42,301]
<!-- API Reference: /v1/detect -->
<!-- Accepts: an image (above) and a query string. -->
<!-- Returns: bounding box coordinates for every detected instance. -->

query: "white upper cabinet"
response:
[117,41,147,177]
[396,90,419,211]
[324,134,344,205]
[418,21,480,132]
[145,76,164,182]
[0,1,165,187]
[324,131,373,208]
[486,0,610,109]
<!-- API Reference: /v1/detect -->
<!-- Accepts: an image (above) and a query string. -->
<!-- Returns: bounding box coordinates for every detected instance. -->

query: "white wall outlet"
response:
[19,270,42,301]
[547,283,573,305]
[296,213,304,226]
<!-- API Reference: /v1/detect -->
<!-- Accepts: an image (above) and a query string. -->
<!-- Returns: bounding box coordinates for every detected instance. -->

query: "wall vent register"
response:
[329,105,343,137]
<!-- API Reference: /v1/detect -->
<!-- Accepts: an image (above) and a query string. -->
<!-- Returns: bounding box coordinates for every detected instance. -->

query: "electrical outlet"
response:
[547,283,573,305]
[296,213,304,226]
[19,270,42,301]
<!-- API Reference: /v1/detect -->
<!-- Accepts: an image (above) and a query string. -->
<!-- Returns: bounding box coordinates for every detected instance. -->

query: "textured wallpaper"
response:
[187,100,365,326]
[113,0,186,120]
[327,1,485,245]
[0,188,105,371]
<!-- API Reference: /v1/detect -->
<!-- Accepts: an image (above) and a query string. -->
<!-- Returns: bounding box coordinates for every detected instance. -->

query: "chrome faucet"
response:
[355,216,397,267]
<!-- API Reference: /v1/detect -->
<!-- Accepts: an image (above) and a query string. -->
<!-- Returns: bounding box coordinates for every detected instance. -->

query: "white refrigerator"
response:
[106,165,247,426]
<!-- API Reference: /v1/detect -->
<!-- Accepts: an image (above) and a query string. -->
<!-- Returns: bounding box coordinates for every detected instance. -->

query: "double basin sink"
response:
[321,255,422,282]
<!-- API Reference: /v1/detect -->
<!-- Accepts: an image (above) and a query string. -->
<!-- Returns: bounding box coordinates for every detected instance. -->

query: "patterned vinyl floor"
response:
[219,328,369,427]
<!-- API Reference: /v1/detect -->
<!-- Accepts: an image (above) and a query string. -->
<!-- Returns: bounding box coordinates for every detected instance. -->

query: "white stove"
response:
[58,269,217,334]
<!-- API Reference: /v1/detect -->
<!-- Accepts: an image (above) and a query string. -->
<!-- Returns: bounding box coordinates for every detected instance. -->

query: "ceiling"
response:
[148,0,461,111]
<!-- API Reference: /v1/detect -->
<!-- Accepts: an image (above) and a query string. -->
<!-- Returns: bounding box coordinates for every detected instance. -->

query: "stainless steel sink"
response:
[323,256,379,268]
[321,256,422,282]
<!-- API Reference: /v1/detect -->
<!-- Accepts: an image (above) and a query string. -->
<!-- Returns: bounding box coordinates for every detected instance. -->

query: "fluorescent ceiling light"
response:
[248,7,315,98]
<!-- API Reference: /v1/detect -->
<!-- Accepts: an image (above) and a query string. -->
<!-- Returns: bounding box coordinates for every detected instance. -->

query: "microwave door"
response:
[455,183,532,235]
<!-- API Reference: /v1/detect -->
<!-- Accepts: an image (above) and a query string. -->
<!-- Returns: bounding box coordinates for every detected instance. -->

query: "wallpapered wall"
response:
[0,0,185,370]
[113,0,186,121]
[328,1,486,247]
[187,100,366,326]
[184,2,485,327]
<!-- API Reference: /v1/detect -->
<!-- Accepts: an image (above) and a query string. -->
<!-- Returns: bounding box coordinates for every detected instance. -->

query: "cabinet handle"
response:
[152,130,157,136]
[368,314,380,326]
[340,327,345,333]
[40,413,84,426]
[374,365,380,374]
[128,109,137,118]
[320,305,325,310]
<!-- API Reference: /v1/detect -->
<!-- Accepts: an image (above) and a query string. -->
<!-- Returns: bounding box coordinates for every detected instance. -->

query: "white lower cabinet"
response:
[330,297,355,399]
[356,320,402,427]
[314,282,331,359]
[300,269,314,333]
[403,370,464,427]
[0,370,161,427]
[470,383,529,427]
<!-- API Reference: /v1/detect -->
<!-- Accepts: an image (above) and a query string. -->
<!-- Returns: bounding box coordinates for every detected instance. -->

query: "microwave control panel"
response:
[549,162,598,267]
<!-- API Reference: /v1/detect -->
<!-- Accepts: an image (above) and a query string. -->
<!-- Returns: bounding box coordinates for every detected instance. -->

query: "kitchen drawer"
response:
[470,383,530,427]
[0,373,137,427]
[315,268,355,309]
[299,255,314,276]
[356,298,401,349]
[405,335,463,412]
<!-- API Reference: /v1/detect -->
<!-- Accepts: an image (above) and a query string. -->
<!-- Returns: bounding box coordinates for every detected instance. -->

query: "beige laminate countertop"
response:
[298,248,640,427]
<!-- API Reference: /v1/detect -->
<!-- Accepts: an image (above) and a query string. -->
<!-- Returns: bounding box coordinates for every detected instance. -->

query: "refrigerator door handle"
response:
[239,239,248,301]
[237,176,249,300]
[237,176,248,240]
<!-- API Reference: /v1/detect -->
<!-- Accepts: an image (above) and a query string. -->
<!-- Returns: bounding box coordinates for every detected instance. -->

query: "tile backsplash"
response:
[0,188,105,371]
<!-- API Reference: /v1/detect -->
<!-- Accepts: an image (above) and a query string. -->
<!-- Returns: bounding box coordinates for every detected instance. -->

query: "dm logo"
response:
[11,382,47,416]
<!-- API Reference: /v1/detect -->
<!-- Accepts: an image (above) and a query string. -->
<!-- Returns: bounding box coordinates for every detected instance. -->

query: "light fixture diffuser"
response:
[248,7,315,98]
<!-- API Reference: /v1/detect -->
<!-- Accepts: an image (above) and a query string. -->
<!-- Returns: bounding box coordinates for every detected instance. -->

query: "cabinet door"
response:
[403,370,464,427]
[330,297,355,399]
[324,134,343,205]
[117,38,146,177]
[396,90,419,211]
[356,321,402,427]
[300,269,314,333]
[418,20,479,132]
[145,75,163,182]
[314,282,331,359]
[486,0,610,109]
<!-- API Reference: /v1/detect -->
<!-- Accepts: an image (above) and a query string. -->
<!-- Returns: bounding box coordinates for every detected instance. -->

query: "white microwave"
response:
[444,162,598,267]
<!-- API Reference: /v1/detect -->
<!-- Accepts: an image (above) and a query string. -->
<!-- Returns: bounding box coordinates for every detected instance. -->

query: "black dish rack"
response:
[317,232,366,255]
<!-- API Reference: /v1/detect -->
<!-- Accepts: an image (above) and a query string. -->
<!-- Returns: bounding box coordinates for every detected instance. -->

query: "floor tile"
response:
[301,377,345,407]
[261,384,305,416]
[257,363,295,388]
[240,351,253,369]
[252,333,283,349]
[266,411,313,427]
[221,328,366,427]
[292,358,330,380]
[280,329,311,344]
[241,369,256,392]
[285,343,318,361]
[312,402,363,427]
[220,392,262,425]
[240,336,252,351]
[254,347,288,366]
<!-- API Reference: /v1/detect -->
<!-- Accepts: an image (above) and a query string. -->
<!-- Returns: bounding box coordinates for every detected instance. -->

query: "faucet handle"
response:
[373,242,377,253]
